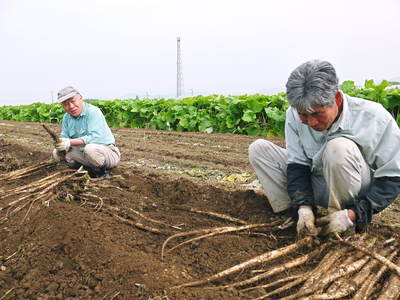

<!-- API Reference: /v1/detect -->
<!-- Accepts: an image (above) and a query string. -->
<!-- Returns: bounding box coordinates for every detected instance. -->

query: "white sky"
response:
[1,0,399,105]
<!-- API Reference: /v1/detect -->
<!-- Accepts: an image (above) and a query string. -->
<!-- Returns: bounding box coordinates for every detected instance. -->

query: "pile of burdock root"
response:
[1,161,399,300]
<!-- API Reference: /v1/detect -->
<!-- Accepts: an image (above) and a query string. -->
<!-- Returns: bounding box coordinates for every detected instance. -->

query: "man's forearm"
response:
[69,138,85,147]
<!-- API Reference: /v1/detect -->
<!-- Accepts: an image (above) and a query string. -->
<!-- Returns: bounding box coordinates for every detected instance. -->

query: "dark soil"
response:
[0,120,399,300]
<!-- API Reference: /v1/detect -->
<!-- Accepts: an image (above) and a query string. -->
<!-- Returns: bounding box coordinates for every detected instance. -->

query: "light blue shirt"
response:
[61,102,115,146]
[285,92,400,178]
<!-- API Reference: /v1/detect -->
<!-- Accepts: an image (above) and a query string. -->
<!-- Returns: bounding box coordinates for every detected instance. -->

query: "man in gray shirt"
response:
[249,60,400,235]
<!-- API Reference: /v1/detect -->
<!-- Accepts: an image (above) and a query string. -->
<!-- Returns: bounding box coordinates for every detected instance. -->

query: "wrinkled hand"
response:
[297,206,319,236]
[55,138,70,152]
[321,209,354,235]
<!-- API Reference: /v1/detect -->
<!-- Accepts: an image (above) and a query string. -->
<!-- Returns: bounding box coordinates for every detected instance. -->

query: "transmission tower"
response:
[176,37,184,98]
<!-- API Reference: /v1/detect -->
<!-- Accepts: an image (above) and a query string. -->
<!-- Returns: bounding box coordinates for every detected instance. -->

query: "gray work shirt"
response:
[285,92,400,178]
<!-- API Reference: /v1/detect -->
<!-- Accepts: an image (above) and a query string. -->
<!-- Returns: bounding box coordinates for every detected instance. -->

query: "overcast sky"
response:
[1,0,399,105]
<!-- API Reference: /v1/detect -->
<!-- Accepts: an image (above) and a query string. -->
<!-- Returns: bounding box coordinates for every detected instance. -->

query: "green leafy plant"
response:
[340,80,400,121]
[1,81,399,137]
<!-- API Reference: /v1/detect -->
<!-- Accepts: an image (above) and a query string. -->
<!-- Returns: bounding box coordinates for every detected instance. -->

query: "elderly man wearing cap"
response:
[53,86,121,178]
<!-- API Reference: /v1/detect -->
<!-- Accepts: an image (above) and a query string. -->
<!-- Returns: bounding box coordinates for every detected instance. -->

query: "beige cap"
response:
[57,86,80,103]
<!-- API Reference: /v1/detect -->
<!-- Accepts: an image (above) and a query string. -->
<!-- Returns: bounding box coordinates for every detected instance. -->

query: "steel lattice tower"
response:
[176,37,184,98]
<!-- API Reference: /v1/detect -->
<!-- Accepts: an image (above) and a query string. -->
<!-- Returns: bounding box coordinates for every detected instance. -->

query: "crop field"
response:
[0,120,399,299]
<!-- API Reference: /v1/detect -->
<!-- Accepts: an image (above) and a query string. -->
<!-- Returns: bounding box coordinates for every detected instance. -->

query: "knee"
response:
[84,144,106,167]
[65,151,75,164]
[64,152,81,169]
[248,139,274,163]
[324,137,359,166]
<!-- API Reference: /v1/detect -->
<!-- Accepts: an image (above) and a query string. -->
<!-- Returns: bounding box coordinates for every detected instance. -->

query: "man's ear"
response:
[335,91,343,107]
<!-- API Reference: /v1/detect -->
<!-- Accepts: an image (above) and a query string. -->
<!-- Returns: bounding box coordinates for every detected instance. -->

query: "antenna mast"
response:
[176,37,184,98]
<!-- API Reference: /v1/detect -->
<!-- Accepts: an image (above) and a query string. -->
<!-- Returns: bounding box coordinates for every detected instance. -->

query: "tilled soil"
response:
[0,120,399,300]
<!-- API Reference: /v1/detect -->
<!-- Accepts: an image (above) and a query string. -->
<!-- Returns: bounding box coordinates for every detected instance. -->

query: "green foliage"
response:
[0,102,65,123]
[1,80,399,137]
[91,94,288,136]
[0,95,288,136]
[340,80,400,122]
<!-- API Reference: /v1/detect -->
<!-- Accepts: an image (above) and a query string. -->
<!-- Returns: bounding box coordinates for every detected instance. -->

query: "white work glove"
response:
[297,206,319,236]
[52,149,61,162]
[321,209,354,235]
[55,138,71,152]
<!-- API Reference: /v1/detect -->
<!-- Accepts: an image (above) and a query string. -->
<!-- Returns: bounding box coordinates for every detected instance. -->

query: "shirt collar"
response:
[328,91,350,133]
[75,102,88,119]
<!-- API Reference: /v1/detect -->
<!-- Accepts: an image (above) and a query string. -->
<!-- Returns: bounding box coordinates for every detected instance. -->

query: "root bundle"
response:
[2,161,399,299]
[0,162,176,234]
[0,162,77,224]
[168,233,400,299]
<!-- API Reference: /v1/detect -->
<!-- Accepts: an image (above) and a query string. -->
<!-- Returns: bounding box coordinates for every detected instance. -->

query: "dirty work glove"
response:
[297,206,318,236]
[321,209,354,235]
[52,148,61,162]
[55,138,71,152]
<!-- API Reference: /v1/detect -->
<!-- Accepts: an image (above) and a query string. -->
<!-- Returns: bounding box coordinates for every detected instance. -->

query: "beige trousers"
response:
[65,144,121,169]
[248,137,372,213]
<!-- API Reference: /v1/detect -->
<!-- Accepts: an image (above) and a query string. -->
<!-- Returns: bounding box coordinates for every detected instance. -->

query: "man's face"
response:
[297,93,342,131]
[61,94,84,117]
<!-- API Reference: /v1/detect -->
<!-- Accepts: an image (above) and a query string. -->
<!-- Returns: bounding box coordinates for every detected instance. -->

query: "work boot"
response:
[96,167,111,178]
[84,166,111,178]
[67,161,82,170]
